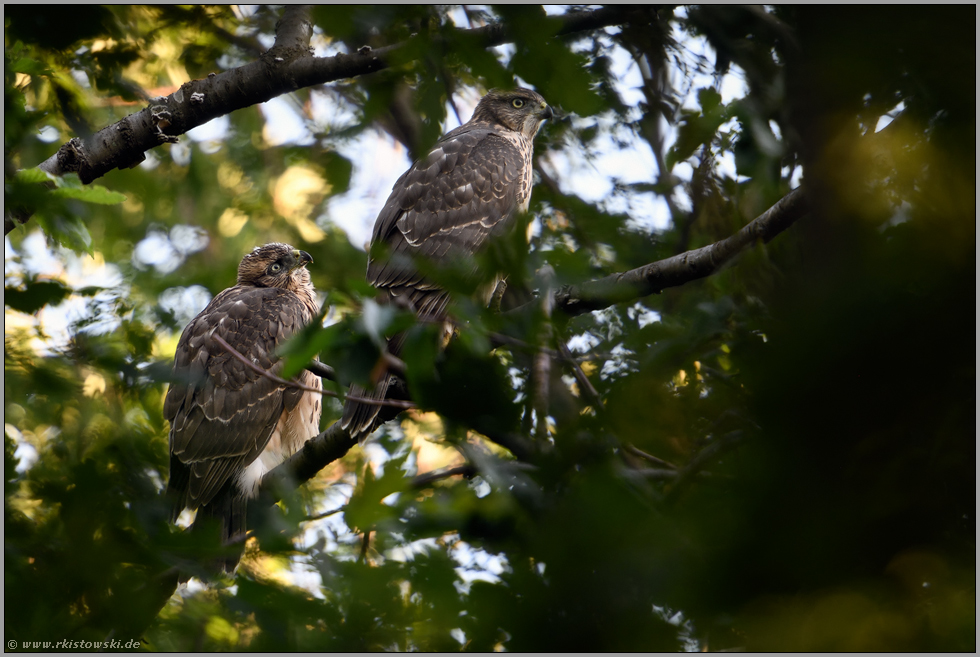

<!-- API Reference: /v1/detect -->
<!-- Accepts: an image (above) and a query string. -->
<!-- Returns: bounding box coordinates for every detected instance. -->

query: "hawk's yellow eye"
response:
[269,263,282,273]
[512,98,525,108]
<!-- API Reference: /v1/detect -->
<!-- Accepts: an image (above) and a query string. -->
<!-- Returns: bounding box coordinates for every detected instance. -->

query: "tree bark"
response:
[6,6,631,235]
[549,186,808,316]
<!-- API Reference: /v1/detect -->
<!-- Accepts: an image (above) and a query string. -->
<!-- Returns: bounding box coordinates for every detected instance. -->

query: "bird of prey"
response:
[165,242,321,570]
[341,87,554,442]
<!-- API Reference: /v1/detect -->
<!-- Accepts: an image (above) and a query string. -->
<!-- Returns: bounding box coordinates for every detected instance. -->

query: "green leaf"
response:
[9,56,52,77]
[322,151,353,195]
[697,87,723,113]
[343,458,411,532]
[50,173,126,204]
[666,89,730,170]
[4,280,72,314]
[14,167,54,184]
[50,186,127,204]
[494,6,604,117]
[34,214,93,254]
[359,299,398,349]
[278,303,416,385]
[402,329,521,437]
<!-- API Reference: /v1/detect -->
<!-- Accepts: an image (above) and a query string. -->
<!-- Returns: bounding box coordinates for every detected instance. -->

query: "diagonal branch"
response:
[547,186,809,317]
[6,6,630,235]
[255,419,539,510]
[254,418,357,511]
[664,430,744,504]
[411,464,478,489]
[305,360,337,381]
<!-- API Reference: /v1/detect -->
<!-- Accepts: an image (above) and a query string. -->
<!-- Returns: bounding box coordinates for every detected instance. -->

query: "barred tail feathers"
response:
[191,484,248,574]
[340,374,393,443]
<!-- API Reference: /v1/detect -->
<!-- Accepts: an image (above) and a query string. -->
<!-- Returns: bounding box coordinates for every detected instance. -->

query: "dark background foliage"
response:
[4,5,974,651]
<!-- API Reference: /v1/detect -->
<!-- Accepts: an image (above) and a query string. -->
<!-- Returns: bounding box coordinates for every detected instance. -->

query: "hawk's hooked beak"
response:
[292,249,314,268]
[538,102,555,121]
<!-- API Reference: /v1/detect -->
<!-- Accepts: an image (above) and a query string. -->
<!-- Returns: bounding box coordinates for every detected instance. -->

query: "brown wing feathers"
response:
[342,88,551,441]
[166,287,299,512]
[165,243,320,572]
[369,131,524,294]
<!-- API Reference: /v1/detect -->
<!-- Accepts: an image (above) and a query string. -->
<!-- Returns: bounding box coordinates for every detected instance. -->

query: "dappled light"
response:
[4,5,974,652]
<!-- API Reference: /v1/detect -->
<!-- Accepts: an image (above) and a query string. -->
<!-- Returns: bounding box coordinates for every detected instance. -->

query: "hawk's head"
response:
[470,88,554,139]
[237,242,313,291]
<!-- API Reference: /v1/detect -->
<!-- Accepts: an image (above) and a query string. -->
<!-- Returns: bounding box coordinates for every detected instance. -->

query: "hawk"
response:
[164,243,322,570]
[341,88,554,441]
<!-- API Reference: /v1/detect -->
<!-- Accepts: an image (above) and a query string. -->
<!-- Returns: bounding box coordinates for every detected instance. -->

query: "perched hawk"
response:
[341,88,553,441]
[165,243,321,569]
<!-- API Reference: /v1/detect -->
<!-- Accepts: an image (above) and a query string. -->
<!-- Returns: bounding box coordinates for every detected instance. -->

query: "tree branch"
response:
[623,443,678,470]
[532,267,555,441]
[664,430,744,504]
[548,186,808,317]
[6,6,630,235]
[31,7,314,183]
[271,5,314,53]
[305,360,336,381]
[254,418,357,510]
[256,420,539,509]
[411,464,477,489]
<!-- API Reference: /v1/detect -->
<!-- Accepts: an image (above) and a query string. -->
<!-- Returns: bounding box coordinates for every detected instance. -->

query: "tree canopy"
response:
[4,5,975,651]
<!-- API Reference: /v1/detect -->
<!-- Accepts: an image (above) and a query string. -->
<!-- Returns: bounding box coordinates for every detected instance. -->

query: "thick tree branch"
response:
[30,7,315,182]
[254,419,357,511]
[271,5,314,52]
[549,186,808,316]
[6,6,629,235]
[256,419,539,509]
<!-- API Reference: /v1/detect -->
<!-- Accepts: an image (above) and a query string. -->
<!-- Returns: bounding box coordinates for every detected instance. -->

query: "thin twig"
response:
[488,331,561,359]
[359,530,371,562]
[213,334,415,410]
[410,464,477,488]
[630,468,726,481]
[558,338,602,408]
[533,266,555,442]
[631,468,682,481]
[304,506,344,522]
[624,444,679,470]
[305,360,336,381]
[664,430,744,504]
[491,325,604,413]
[489,331,581,363]
[213,332,321,394]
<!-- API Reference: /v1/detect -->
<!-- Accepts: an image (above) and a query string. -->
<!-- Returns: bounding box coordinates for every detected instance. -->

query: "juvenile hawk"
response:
[341,88,553,441]
[165,243,321,569]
